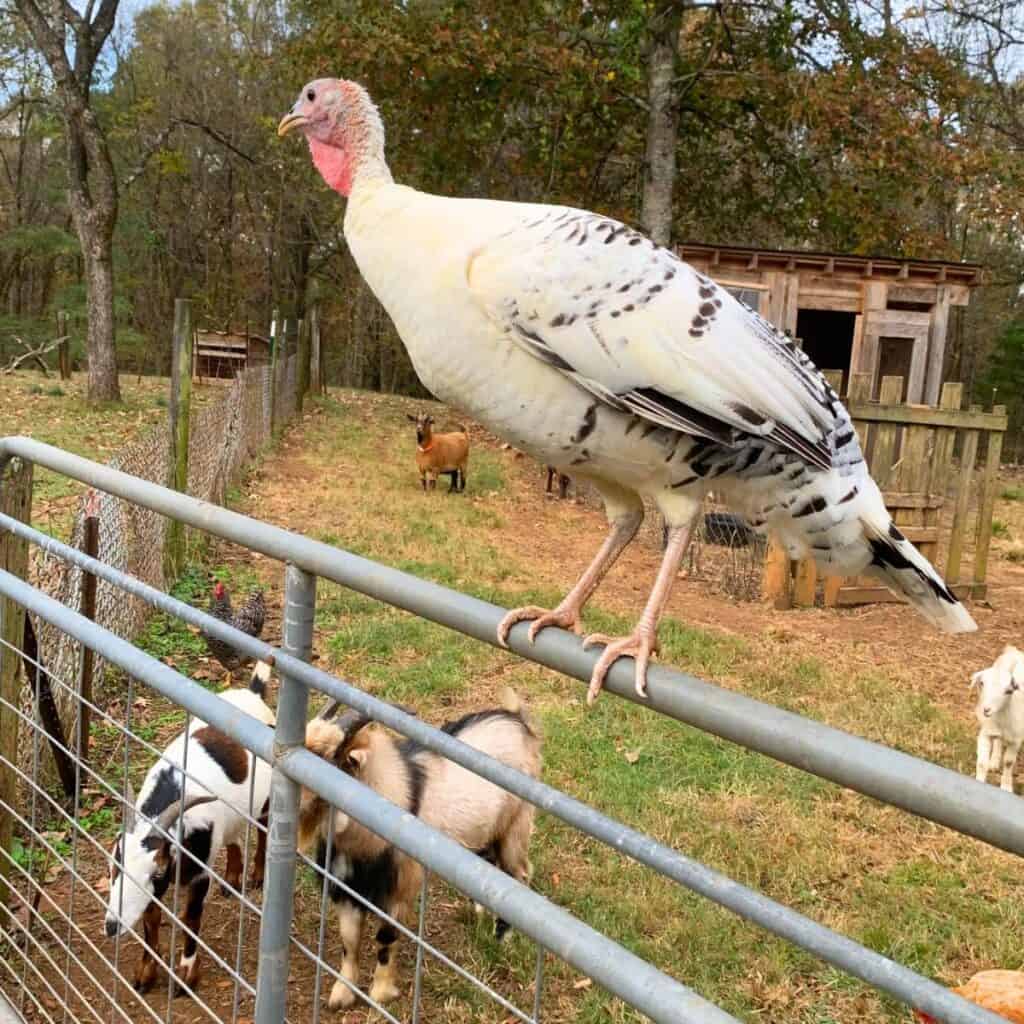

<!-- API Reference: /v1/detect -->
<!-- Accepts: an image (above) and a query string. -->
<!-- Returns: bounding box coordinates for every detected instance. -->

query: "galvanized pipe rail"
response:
[2,436,1021,857]
[1,507,1008,1023]
[0,567,736,1024]
[0,435,1019,1024]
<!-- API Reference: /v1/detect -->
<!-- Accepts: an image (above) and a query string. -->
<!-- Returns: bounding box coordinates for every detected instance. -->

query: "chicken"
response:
[915,970,1024,1023]
[278,78,976,704]
[202,581,266,683]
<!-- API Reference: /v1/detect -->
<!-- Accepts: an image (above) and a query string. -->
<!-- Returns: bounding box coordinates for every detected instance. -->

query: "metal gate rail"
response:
[0,434,1018,1024]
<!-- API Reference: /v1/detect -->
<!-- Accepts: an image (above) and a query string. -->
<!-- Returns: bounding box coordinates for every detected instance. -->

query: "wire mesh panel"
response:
[0,632,272,1024]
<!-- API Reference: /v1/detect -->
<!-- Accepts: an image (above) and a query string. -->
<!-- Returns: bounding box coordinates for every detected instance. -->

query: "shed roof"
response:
[678,242,981,285]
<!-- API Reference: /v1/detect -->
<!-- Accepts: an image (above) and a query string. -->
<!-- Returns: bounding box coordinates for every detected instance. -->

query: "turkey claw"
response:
[581,630,659,704]
[497,605,582,648]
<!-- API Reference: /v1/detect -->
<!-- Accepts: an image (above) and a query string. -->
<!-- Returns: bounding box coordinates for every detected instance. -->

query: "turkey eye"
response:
[306,89,315,101]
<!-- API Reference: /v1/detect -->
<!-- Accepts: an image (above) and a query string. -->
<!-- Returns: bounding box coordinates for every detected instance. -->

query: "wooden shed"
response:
[193,329,271,380]
[679,243,980,403]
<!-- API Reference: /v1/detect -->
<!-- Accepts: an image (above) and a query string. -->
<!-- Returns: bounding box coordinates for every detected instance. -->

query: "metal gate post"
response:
[254,564,315,1024]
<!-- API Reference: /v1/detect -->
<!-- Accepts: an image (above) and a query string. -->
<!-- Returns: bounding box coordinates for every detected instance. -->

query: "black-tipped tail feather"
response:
[864,521,976,633]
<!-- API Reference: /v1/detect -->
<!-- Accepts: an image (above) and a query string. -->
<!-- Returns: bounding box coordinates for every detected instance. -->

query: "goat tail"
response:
[249,660,272,698]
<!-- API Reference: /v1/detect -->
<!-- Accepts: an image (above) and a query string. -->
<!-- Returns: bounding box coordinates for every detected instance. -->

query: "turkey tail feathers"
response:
[861,518,977,634]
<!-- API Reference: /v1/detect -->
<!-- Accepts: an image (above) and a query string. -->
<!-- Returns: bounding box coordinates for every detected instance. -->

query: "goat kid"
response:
[971,645,1024,793]
[104,663,275,994]
[299,690,541,1011]
[407,412,469,492]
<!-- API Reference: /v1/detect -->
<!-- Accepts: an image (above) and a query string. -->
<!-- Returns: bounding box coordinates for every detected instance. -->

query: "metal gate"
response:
[0,435,1020,1024]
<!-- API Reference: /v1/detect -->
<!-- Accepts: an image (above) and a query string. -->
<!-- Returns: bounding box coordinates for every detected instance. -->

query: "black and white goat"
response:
[298,690,541,1011]
[104,663,275,994]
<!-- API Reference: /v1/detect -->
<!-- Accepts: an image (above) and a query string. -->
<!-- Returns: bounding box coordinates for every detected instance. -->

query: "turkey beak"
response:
[277,111,308,137]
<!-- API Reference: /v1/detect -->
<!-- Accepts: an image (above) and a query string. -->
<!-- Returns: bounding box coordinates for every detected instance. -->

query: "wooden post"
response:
[57,311,71,381]
[762,536,792,609]
[296,316,309,413]
[946,405,981,585]
[309,302,322,397]
[973,405,1007,588]
[268,307,280,434]
[273,314,293,434]
[0,455,32,908]
[78,490,99,763]
[165,299,193,581]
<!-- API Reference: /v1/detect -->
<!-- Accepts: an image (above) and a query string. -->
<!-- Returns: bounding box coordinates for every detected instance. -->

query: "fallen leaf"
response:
[624,750,640,764]
[95,875,110,894]
[573,978,592,990]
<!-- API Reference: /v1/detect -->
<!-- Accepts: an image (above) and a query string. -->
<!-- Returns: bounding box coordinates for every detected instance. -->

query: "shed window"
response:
[725,287,762,313]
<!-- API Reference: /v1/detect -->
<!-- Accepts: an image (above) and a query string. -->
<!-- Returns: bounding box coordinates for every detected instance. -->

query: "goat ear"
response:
[1012,661,1024,687]
[151,793,217,834]
[345,747,369,772]
[969,671,984,691]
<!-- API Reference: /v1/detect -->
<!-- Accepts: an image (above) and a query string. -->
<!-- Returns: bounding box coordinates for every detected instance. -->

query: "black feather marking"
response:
[689,328,704,338]
[868,538,956,603]
[664,269,676,281]
[732,404,768,427]
[839,486,859,503]
[549,314,567,327]
[624,416,642,437]
[571,405,598,444]
[888,521,905,541]
[834,430,855,449]
[699,301,716,317]
[671,475,700,489]
[793,496,828,518]
[640,423,659,439]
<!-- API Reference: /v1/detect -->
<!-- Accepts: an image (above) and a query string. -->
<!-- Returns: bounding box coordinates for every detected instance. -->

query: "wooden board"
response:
[973,405,1006,585]
[945,405,981,585]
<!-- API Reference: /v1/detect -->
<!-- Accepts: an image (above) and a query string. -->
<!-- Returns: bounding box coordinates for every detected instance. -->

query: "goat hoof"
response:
[368,979,400,1005]
[328,980,357,1011]
[247,873,264,891]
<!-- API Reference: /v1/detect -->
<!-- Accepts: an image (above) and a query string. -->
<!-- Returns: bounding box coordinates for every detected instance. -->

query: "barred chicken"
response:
[202,581,266,683]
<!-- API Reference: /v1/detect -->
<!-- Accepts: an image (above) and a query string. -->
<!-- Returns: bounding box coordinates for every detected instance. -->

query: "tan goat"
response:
[407,412,468,492]
[299,691,541,1011]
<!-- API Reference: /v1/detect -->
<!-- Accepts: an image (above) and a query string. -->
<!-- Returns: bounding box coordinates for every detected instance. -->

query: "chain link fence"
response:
[24,358,293,777]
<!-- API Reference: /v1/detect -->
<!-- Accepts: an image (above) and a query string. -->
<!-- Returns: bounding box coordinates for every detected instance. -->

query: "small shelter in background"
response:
[679,242,981,402]
[193,328,271,381]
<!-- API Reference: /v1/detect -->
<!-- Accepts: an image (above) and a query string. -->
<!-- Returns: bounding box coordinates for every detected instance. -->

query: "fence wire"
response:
[23,360,290,784]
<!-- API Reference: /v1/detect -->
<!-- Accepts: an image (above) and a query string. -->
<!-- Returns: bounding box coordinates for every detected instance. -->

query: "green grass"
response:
[1000,485,1024,501]
[992,518,1010,537]
[85,387,1024,1023]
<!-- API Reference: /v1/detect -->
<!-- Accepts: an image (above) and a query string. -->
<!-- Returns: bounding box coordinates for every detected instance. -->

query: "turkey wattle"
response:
[278,78,976,703]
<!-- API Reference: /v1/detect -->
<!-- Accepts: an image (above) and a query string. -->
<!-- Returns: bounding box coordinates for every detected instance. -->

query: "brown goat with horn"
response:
[299,692,541,1011]
[407,412,469,492]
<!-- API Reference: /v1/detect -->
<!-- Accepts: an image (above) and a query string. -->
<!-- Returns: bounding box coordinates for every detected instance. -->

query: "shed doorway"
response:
[796,309,857,392]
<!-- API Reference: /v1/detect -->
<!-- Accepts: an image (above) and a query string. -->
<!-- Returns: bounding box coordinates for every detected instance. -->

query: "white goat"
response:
[298,690,541,1012]
[970,645,1024,794]
[104,663,275,994]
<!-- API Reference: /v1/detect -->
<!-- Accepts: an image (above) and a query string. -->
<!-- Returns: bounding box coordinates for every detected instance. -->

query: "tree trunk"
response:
[15,0,123,403]
[640,2,681,248]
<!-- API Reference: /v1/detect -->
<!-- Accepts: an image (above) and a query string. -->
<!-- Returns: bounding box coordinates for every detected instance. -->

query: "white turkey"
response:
[278,78,976,704]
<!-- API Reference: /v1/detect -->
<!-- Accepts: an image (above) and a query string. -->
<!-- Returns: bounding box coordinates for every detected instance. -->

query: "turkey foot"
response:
[496,603,584,647]
[583,628,659,703]
[579,518,696,703]
[496,509,643,650]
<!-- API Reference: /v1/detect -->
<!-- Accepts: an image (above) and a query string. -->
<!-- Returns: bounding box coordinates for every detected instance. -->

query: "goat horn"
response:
[151,793,218,834]
[334,709,373,741]
[319,699,343,720]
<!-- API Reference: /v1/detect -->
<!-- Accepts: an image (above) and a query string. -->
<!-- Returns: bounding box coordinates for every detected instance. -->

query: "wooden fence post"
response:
[273,315,293,434]
[165,299,193,581]
[268,307,280,434]
[57,311,71,381]
[973,404,1006,591]
[78,490,99,763]
[0,455,32,908]
[297,314,310,411]
[945,404,981,586]
[309,302,322,396]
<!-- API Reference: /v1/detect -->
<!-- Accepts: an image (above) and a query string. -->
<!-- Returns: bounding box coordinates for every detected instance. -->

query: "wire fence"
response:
[24,358,293,788]
[0,436,1020,1024]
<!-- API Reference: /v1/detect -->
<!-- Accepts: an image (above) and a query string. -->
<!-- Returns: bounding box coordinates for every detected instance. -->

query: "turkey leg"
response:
[582,517,696,703]
[496,508,644,647]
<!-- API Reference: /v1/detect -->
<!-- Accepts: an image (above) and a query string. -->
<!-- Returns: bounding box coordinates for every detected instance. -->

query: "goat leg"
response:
[222,844,242,896]
[173,875,210,997]
[327,902,365,1011]
[368,921,402,1005]
[133,902,163,993]
[249,803,270,890]
[1000,740,1020,793]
